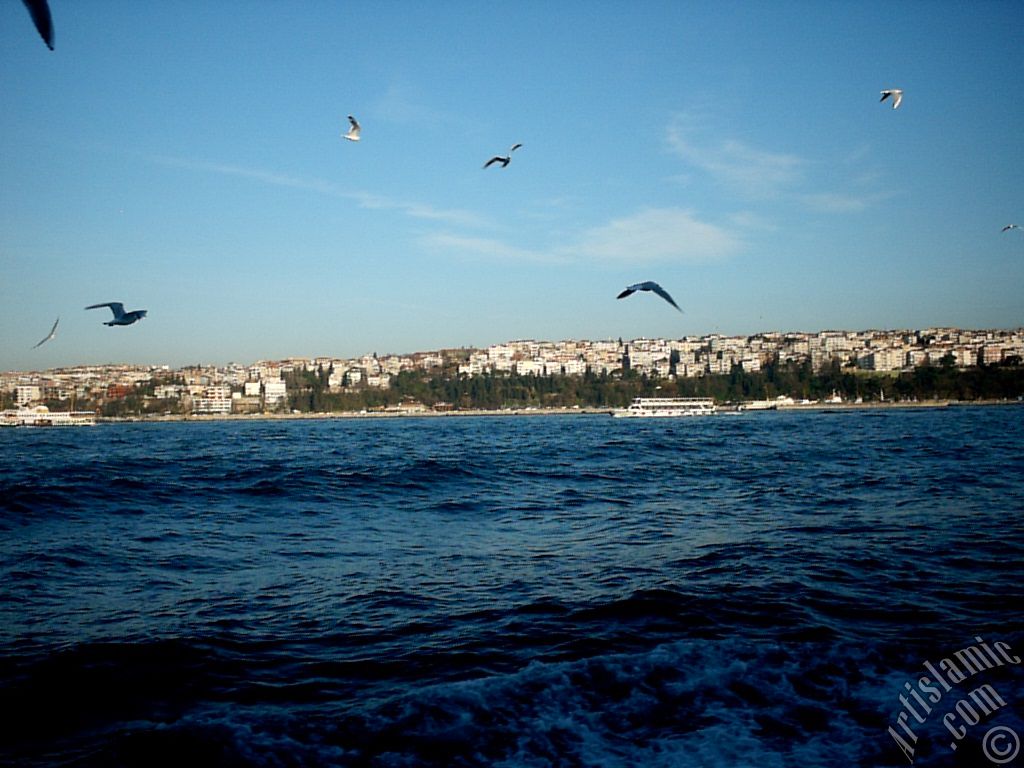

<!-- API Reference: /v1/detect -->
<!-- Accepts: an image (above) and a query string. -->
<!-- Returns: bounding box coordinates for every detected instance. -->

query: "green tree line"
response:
[280,357,1024,413]
[27,357,1023,416]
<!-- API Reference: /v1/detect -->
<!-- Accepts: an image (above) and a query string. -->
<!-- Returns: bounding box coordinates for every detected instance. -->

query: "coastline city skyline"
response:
[6,325,1022,408]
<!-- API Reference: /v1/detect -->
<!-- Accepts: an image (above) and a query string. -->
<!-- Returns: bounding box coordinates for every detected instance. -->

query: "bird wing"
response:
[344,115,361,139]
[86,302,125,318]
[32,317,59,348]
[616,288,637,299]
[649,283,683,312]
[1003,225,1019,232]
[22,0,53,50]
[509,143,523,152]
[881,90,902,108]
[483,156,504,168]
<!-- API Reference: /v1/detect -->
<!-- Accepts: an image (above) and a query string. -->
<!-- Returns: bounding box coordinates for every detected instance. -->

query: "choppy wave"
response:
[1,407,1023,766]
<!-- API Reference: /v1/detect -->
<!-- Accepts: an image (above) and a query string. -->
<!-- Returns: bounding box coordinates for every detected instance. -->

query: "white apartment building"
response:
[378,356,407,375]
[561,359,587,376]
[192,386,232,414]
[263,380,287,405]
[653,359,674,378]
[906,349,929,367]
[858,347,905,372]
[458,358,488,376]
[629,349,666,371]
[515,360,546,376]
[419,354,444,370]
[16,385,41,406]
[980,344,1004,365]
[154,384,185,399]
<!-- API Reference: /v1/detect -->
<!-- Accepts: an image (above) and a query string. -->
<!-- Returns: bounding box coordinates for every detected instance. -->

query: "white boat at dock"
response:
[1,405,97,427]
[612,397,718,418]
[738,399,777,411]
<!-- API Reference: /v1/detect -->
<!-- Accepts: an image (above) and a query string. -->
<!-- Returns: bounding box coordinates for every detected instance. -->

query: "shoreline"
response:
[95,398,1022,424]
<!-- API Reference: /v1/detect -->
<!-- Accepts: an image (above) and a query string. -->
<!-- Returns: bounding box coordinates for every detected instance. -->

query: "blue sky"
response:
[2,0,1022,370]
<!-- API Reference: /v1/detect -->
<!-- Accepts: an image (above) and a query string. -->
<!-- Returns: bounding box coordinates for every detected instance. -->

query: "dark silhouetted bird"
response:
[617,281,683,313]
[483,143,522,169]
[21,0,53,50]
[86,302,148,326]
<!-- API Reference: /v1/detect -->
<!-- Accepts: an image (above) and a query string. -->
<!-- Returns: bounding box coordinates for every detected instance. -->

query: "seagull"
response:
[85,302,148,326]
[880,89,903,109]
[21,0,53,50]
[1002,224,1020,232]
[32,317,59,349]
[483,143,522,169]
[616,281,683,313]
[343,115,361,142]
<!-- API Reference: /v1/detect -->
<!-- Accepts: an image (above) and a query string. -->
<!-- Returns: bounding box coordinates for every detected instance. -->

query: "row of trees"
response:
[18,357,1023,416]
[282,357,1024,413]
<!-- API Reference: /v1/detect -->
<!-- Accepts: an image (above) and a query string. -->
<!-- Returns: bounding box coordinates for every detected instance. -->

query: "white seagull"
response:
[880,89,903,109]
[32,317,59,349]
[617,281,683,313]
[343,115,361,142]
[483,143,522,169]
[1002,224,1020,232]
[85,302,148,326]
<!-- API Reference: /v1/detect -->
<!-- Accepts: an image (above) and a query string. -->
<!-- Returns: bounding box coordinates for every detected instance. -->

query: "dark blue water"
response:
[1,407,1022,767]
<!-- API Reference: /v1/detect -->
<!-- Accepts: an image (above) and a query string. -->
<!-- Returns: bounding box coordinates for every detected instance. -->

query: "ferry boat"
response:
[612,397,717,418]
[0,405,97,427]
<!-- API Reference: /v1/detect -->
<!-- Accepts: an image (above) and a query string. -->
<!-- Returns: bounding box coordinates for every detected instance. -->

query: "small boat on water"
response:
[612,397,717,418]
[738,400,777,411]
[1,405,96,427]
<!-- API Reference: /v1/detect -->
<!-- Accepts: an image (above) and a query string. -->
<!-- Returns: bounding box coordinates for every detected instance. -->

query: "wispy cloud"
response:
[565,208,740,263]
[665,113,894,213]
[368,82,463,130]
[425,207,741,265]
[421,233,551,263]
[666,116,804,198]
[148,154,488,228]
[727,210,779,231]
[799,190,896,213]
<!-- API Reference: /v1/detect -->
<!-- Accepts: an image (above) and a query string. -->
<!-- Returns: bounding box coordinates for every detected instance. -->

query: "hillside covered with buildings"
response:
[4,327,1023,416]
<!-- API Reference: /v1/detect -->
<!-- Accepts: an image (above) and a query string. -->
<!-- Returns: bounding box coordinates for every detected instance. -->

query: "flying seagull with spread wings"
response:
[343,115,361,142]
[880,89,903,109]
[617,281,683,313]
[1002,224,1020,232]
[21,0,53,50]
[85,302,148,326]
[32,317,59,349]
[483,143,522,169]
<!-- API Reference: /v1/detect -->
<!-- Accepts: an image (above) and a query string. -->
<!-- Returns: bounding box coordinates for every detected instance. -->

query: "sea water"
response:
[1,407,1022,766]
